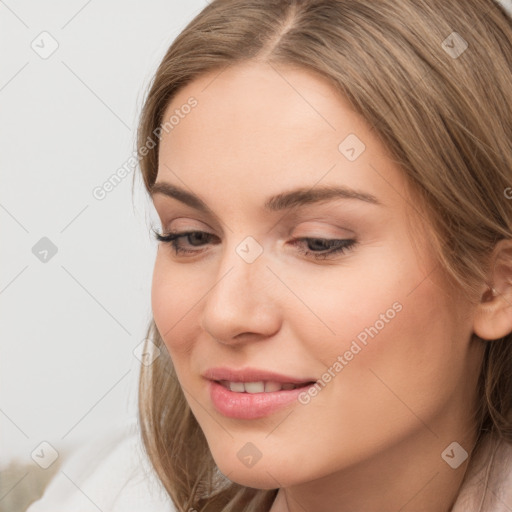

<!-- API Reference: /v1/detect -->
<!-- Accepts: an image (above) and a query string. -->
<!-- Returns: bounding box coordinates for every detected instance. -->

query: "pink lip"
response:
[202,366,314,384]
[203,366,316,420]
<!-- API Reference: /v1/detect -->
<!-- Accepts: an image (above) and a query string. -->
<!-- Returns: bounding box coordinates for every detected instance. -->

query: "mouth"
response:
[204,368,317,419]
[216,380,315,393]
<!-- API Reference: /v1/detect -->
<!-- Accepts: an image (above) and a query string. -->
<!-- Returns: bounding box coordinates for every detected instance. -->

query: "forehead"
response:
[157,60,410,216]
[161,60,367,159]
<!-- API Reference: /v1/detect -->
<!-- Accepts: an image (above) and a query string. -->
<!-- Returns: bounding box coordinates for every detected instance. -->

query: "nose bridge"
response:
[213,233,269,298]
[199,235,279,341]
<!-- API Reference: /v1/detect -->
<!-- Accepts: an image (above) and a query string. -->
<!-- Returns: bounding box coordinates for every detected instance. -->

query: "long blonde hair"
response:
[136,1,512,510]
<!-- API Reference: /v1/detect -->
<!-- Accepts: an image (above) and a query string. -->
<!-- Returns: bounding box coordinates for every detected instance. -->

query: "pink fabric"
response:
[451,434,512,512]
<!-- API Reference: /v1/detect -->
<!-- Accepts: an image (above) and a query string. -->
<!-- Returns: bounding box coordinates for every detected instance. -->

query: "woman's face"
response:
[150,60,483,489]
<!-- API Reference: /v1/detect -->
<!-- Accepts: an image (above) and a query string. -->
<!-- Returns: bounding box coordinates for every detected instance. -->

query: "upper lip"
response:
[203,367,316,384]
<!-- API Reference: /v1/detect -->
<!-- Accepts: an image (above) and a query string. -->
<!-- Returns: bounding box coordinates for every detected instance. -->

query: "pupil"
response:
[190,232,206,246]
[309,239,329,251]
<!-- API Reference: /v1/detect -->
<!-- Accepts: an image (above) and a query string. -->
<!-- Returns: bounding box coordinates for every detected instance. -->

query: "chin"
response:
[211,450,304,490]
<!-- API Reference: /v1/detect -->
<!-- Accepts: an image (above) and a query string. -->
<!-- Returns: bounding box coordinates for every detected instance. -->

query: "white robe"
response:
[26,419,175,512]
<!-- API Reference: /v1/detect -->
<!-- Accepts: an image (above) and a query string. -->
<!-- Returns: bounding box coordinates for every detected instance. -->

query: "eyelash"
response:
[151,229,357,261]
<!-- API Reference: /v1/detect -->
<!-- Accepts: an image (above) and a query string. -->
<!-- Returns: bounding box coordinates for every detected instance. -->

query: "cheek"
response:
[314,275,468,431]
[151,253,201,356]
[280,245,416,358]
[287,244,467,413]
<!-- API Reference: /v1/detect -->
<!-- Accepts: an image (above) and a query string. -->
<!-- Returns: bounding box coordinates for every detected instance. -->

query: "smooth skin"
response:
[150,60,512,512]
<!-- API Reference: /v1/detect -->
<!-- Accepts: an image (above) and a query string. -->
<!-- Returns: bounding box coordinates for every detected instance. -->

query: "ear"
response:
[473,239,512,341]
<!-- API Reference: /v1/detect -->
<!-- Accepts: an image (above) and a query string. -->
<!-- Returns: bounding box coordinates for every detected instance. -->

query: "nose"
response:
[199,242,281,345]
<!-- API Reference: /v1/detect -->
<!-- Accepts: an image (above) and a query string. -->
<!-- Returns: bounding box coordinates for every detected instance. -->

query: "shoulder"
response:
[26,419,176,512]
[451,433,512,512]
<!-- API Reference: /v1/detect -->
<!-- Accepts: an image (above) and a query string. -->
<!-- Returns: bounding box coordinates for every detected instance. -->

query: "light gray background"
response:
[0,0,206,469]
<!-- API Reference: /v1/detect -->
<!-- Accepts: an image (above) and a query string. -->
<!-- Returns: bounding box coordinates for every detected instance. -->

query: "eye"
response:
[152,228,357,261]
[289,237,357,260]
[152,229,218,256]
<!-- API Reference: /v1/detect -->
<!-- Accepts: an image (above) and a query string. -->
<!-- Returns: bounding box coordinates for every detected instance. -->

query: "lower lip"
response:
[208,380,313,419]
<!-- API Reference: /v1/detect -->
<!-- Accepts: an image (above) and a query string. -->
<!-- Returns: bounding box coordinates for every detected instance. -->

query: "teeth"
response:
[229,381,245,392]
[223,380,301,393]
[264,381,282,392]
[244,382,265,393]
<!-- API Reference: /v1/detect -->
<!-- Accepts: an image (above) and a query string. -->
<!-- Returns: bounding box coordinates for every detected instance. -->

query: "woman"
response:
[27,0,512,511]
[139,0,512,510]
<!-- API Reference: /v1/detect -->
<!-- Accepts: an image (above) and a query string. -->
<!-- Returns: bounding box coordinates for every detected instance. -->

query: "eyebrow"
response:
[150,182,381,214]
